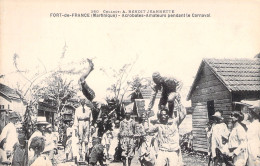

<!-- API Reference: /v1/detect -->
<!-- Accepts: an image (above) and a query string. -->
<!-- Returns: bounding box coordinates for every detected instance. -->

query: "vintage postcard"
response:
[0,0,259,165]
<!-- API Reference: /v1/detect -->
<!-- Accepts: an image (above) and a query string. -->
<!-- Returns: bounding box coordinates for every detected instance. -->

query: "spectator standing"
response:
[228,112,248,166]
[210,111,230,165]
[102,129,113,160]
[119,104,136,166]
[0,138,11,165]
[65,121,74,161]
[0,111,20,162]
[109,120,120,161]
[29,136,52,166]
[28,117,49,163]
[44,124,55,164]
[247,107,260,166]
[73,97,93,161]
[12,132,26,166]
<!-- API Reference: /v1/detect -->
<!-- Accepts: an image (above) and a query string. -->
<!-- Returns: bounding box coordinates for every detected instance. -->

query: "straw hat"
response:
[212,111,223,120]
[36,116,49,125]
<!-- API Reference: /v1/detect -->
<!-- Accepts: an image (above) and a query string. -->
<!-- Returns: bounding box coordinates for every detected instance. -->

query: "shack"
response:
[187,58,260,152]
[0,83,26,132]
[61,104,76,124]
[37,101,57,126]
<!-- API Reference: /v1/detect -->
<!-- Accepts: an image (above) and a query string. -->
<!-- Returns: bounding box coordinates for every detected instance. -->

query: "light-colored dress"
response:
[211,122,230,158]
[228,122,248,166]
[109,126,120,159]
[247,120,260,166]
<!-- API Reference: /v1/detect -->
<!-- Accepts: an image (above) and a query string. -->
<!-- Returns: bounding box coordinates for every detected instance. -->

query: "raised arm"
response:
[173,100,187,127]
[147,84,159,110]
[172,77,183,92]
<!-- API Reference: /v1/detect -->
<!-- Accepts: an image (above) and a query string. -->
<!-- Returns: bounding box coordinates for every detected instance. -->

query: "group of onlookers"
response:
[0,111,22,165]
[206,107,260,166]
[0,112,58,166]
[28,116,58,166]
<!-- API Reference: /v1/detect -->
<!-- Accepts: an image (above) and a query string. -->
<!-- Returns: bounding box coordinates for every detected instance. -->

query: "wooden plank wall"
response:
[191,65,232,152]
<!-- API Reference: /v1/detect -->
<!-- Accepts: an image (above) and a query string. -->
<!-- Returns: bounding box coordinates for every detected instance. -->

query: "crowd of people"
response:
[206,107,260,166]
[60,59,187,166]
[0,57,259,166]
[0,112,58,166]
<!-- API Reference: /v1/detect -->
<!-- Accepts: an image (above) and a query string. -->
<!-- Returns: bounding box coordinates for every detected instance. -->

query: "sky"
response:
[0,0,260,106]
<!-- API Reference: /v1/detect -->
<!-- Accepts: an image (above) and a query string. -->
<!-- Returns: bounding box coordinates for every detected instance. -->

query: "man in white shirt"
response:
[28,116,49,163]
[210,111,230,165]
[0,111,20,163]
[74,97,93,161]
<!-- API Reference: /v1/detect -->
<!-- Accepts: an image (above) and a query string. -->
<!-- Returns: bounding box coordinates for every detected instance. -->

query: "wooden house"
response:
[61,104,76,124]
[0,83,26,132]
[187,58,260,152]
[37,101,57,126]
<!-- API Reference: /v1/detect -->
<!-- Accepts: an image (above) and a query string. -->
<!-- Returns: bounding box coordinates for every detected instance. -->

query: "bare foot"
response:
[87,58,94,71]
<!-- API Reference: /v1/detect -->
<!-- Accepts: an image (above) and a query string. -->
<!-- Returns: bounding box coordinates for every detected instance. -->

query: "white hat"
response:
[125,103,134,114]
[36,116,49,125]
[212,111,223,119]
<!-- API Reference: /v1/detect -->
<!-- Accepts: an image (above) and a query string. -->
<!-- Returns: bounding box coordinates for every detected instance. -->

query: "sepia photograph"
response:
[0,0,260,166]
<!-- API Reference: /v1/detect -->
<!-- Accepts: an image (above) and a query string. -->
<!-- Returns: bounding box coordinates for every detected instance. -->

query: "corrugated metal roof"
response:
[187,58,260,100]
[204,58,260,92]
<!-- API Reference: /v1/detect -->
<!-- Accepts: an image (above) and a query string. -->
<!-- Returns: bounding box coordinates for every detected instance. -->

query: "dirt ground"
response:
[56,149,208,166]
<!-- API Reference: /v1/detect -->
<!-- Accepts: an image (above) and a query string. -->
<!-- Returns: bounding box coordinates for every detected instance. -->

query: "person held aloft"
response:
[28,117,49,163]
[246,106,260,166]
[73,95,93,162]
[29,136,52,166]
[148,72,182,118]
[0,111,20,162]
[146,94,186,166]
[228,112,248,166]
[78,58,95,102]
[119,103,136,166]
[210,111,230,166]
[89,137,105,166]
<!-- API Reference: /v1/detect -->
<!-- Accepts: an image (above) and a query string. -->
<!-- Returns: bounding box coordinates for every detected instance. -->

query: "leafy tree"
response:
[10,44,89,138]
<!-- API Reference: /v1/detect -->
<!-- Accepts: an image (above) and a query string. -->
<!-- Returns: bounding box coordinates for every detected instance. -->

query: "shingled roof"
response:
[0,83,21,99]
[187,58,260,100]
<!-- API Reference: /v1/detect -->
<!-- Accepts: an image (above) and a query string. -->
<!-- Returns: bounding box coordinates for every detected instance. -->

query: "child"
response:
[0,139,11,165]
[102,129,113,159]
[12,132,26,166]
[89,137,105,166]
[29,136,52,166]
